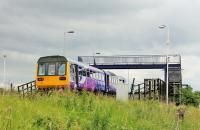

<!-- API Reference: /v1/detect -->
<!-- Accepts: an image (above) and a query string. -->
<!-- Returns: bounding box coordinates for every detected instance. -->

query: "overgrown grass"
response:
[0,90,200,130]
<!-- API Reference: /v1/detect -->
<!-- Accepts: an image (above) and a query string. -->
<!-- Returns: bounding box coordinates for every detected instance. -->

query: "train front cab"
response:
[36,56,70,89]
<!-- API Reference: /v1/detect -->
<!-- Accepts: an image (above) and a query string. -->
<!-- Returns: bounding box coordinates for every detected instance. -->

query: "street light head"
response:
[159,25,167,29]
[96,53,101,55]
[67,31,75,33]
[3,55,7,58]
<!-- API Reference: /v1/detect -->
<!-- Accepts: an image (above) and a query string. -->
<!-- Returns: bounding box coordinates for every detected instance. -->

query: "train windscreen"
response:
[38,62,66,76]
[58,63,66,75]
[38,64,45,76]
[48,63,56,75]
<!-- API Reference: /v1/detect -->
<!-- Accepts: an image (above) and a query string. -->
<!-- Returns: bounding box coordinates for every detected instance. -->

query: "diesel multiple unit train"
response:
[36,55,125,94]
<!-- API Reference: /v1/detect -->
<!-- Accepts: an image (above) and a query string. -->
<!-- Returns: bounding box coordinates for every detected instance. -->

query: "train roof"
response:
[68,58,103,73]
[37,55,67,63]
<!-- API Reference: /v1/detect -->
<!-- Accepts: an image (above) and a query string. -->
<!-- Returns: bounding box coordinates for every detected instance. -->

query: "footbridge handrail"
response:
[78,54,181,65]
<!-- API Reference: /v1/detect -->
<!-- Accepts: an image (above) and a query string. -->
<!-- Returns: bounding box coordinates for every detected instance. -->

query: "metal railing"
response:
[17,80,36,97]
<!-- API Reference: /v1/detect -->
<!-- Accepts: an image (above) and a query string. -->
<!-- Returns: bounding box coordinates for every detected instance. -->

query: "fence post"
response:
[149,80,151,99]
[138,85,140,100]
[22,86,24,97]
[144,83,146,99]
[10,83,13,92]
[31,83,33,94]
[26,84,28,94]
[153,80,156,99]
[159,79,162,101]
[18,86,20,93]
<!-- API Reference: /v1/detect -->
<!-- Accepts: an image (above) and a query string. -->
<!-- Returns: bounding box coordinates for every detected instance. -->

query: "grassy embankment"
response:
[0,90,200,130]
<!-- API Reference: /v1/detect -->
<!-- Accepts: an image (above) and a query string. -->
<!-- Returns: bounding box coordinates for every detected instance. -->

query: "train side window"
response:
[58,63,66,76]
[93,72,95,79]
[38,64,46,76]
[99,73,101,80]
[48,63,56,75]
[90,72,93,78]
[96,73,99,80]
[94,73,97,79]
[83,70,87,76]
[97,73,99,80]
[94,73,96,79]
[101,73,103,81]
[102,74,105,81]
[90,71,94,78]
[80,69,87,76]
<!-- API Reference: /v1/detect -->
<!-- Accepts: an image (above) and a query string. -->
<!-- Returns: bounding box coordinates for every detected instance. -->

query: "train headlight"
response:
[59,77,66,80]
[37,78,44,81]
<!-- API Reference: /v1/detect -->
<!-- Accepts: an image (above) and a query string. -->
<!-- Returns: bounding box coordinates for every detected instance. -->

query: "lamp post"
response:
[3,55,7,86]
[64,31,75,56]
[93,52,101,65]
[159,25,170,104]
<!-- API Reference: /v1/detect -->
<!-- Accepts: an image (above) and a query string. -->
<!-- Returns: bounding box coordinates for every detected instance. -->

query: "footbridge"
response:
[78,54,182,102]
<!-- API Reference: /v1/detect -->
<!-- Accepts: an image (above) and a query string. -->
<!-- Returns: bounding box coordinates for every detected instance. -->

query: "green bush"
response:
[181,86,200,106]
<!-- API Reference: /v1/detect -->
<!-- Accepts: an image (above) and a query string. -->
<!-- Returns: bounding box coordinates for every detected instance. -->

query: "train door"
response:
[70,64,79,89]
[104,74,109,92]
[74,64,79,89]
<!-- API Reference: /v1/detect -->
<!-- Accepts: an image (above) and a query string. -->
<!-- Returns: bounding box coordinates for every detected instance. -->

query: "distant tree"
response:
[181,86,200,107]
[194,91,200,104]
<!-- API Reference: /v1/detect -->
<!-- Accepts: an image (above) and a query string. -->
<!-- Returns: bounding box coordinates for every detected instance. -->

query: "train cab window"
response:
[79,70,87,76]
[58,63,66,76]
[38,64,45,76]
[48,63,56,75]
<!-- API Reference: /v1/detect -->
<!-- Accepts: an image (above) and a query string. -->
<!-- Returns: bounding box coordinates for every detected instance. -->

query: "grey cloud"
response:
[3,0,163,18]
[0,0,200,90]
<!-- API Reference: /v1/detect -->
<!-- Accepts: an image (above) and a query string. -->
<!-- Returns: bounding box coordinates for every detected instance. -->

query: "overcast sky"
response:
[0,0,200,90]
